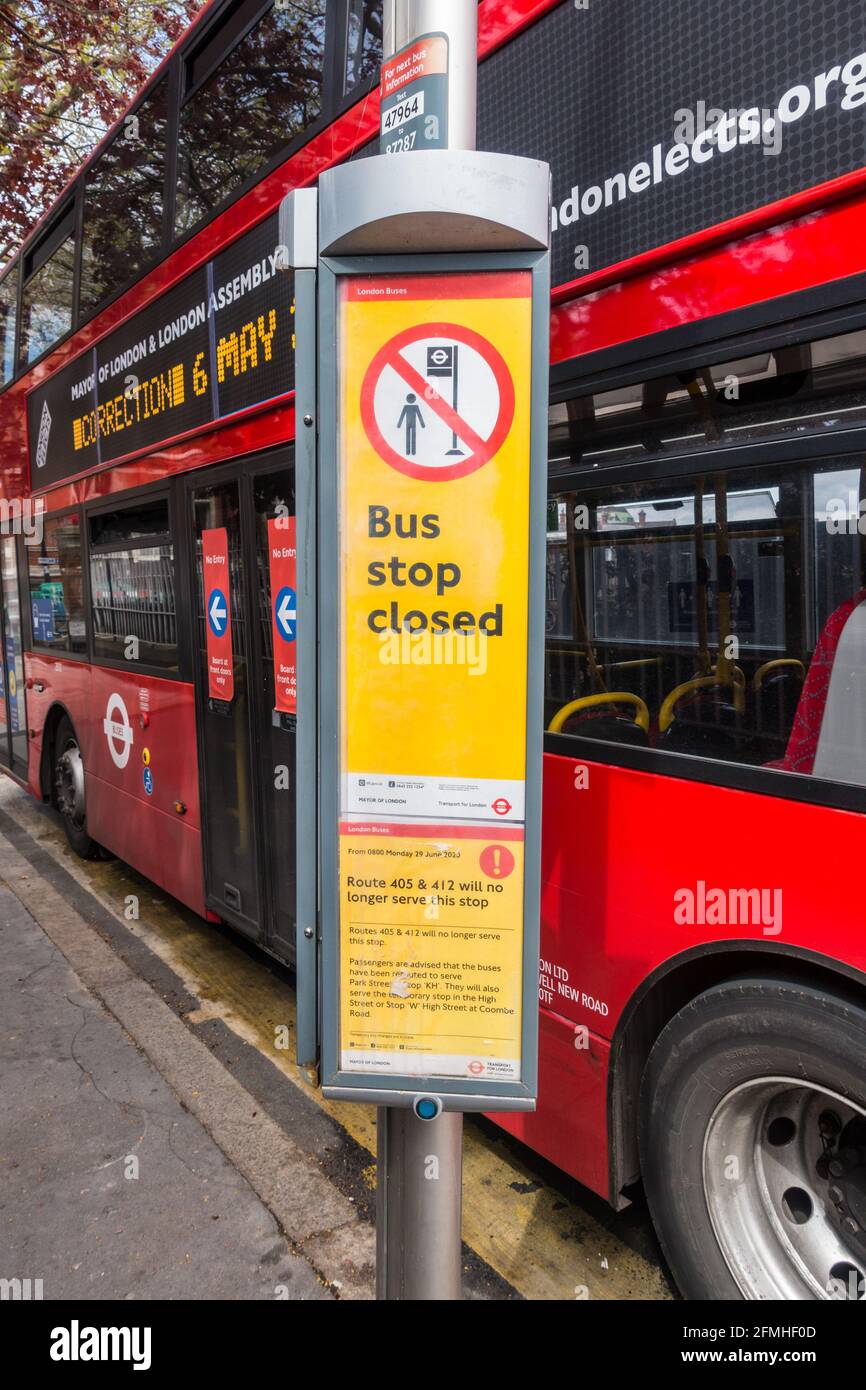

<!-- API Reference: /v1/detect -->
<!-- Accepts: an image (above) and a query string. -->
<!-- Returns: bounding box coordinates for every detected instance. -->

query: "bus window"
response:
[546,460,866,787]
[0,263,17,388]
[89,499,177,671]
[18,206,75,367]
[550,329,866,476]
[79,79,169,315]
[28,512,87,656]
[345,0,382,94]
[1,536,28,770]
[175,0,327,234]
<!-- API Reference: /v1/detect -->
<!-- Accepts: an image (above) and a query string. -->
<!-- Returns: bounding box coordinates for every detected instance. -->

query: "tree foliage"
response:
[0,0,206,264]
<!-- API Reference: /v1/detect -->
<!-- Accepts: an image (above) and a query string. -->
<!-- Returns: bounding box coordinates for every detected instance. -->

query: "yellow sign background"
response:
[340,275,533,783]
[337,271,533,1080]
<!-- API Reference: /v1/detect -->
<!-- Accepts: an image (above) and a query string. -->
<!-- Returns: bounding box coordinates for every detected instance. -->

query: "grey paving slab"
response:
[0,887,330,1301]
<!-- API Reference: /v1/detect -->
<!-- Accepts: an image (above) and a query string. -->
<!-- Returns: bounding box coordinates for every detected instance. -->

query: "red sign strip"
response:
[202,527,234,701]
[268,515,297,715]
[380,33,448,100]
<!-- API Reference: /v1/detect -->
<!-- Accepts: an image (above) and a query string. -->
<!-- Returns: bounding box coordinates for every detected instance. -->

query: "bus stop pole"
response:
[375,0,478,1302]
[376,1105,464,1300]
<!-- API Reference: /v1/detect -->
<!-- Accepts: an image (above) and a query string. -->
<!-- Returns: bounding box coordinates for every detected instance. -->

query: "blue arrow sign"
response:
[207,588,228,637]
[275,586,297,642]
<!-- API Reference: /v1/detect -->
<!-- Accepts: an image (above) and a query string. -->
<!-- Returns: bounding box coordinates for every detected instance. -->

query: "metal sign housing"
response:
[314,150,550,1112]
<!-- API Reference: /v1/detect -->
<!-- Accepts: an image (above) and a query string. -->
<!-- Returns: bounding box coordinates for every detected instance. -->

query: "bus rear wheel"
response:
[53,715,100,860]
[639,976,866,1300]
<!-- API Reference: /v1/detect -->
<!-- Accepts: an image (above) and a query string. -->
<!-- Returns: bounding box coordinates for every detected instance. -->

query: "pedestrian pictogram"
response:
[207,588,228,637]
[275,585,297,641]
[396,394,425,455]
[360,322,515,481]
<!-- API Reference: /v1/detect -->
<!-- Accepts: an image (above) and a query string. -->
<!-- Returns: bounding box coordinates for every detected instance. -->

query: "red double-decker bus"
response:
[1,0,865,1300]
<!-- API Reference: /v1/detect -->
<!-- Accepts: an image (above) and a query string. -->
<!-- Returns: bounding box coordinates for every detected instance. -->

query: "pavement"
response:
[0,882,335,1301]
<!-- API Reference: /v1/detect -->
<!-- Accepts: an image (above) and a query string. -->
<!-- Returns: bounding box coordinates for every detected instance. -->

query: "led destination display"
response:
[28,214,295,488]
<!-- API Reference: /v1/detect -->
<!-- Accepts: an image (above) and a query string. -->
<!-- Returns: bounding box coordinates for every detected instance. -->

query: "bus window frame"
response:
[77,75,172,322]
[0,256,20,391]
[172,0,335,241]
[0,531,31,777]
[547,303,866,819]
[84,477,192,684]
[17,200,77,372]
[26,502,91,665]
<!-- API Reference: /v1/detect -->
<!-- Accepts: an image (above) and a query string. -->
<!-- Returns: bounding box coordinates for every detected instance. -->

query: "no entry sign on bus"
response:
[335,270,533,1088]
[268,516,297,715]
[202,527,233,701]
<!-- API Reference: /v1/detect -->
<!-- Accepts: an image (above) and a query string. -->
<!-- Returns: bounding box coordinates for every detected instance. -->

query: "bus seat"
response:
[656,697,745,756]
[752,659,805,757]
[656,676,746,758]
[775,589,866,779]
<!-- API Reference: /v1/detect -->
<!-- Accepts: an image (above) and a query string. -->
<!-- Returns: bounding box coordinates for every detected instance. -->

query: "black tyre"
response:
[53,715,100,859]
[639,976,866,1300]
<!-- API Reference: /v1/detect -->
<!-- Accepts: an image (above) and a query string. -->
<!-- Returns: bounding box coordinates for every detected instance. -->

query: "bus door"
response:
[0,535,28,777]
[188,452,296,961]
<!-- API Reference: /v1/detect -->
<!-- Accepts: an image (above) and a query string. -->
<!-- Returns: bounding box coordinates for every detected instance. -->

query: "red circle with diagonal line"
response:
[360,322,515,481]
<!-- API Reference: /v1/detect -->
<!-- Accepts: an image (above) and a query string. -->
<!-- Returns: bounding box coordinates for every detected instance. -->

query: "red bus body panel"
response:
[496,754,866,1197]
[27,655,205,916]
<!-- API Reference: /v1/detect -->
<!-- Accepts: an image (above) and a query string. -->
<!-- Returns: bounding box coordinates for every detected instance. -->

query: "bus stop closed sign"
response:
[336,271,533,1085]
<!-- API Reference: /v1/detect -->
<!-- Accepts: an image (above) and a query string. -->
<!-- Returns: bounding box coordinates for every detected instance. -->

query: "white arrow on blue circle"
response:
[275,586,297,641]
[208,589,228,636]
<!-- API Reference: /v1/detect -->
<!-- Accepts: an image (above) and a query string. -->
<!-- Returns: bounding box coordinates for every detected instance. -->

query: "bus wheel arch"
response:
[39,702,72,802]
[41,705,101,860]
[609,943,866,1204]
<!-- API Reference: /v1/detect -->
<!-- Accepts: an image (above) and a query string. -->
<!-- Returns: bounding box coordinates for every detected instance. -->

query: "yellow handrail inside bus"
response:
[752,658,805,690]
[706,663,746,712]
[659,672,745,734]
[548,692,650,734]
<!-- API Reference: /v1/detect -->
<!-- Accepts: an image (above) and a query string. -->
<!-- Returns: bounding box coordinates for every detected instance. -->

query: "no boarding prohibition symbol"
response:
[360,321,515,481]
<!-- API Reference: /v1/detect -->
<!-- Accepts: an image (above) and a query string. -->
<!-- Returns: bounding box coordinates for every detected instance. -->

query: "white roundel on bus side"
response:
[103,692,134,769]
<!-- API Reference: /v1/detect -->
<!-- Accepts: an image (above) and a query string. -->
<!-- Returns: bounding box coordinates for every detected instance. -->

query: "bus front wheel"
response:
[640,976,866,1300]
[53,715,100,860]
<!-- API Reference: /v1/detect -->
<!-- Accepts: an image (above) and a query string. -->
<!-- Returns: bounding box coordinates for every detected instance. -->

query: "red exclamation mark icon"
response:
[480,844,515,878]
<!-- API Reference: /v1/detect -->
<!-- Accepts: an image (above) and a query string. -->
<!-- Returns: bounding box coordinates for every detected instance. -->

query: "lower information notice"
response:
[339,822,524,1079]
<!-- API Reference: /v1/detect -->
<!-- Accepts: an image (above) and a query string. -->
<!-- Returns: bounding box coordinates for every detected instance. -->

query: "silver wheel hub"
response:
[55,741,86,830]
[703,1076,866,1299]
